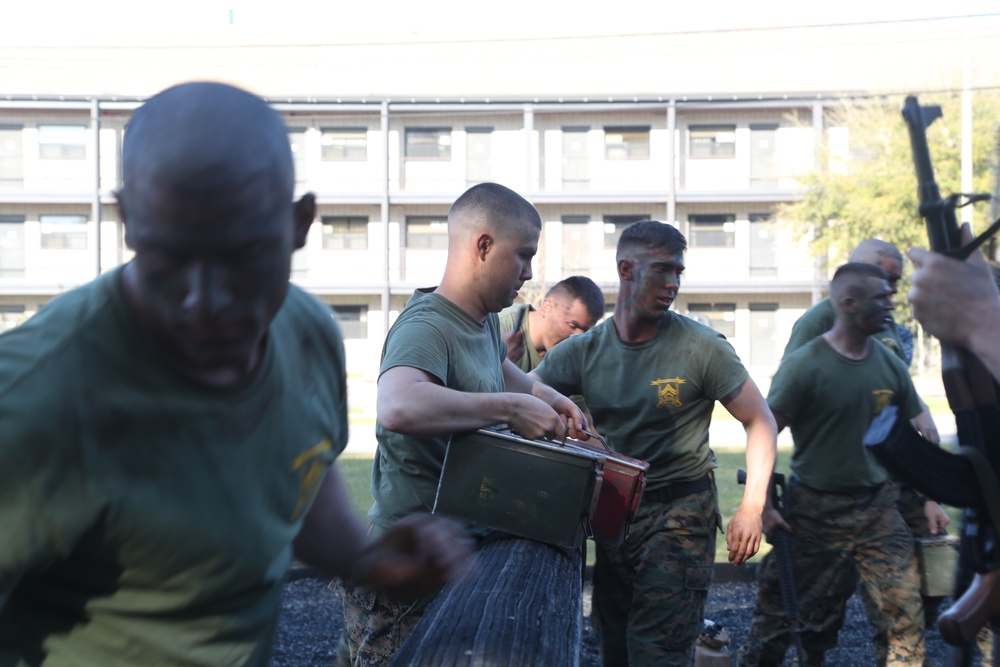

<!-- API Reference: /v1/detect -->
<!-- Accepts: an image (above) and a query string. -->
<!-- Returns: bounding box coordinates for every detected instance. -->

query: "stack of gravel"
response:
[273,569,969,666]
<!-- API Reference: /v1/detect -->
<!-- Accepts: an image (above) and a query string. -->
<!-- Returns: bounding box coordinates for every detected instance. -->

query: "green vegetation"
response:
[776,91,1000,336]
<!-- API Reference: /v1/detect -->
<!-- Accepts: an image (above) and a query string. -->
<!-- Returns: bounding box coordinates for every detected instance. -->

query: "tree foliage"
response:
[778,91,1000,334]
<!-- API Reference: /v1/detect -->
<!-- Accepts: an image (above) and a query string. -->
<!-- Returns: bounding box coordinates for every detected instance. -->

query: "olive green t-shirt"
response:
[498,303,540,373]
[534,312,748,488]
[782,297,907,363]
[0,269,348,667]
[369,289,506,532]
[769,336,922,493]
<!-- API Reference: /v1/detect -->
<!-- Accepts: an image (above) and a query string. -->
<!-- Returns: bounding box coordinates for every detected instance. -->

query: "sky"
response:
[6,0,1000,46]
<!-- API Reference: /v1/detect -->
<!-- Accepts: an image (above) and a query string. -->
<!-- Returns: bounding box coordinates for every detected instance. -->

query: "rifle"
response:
[738,468,805,665]
[865,95,1000,657]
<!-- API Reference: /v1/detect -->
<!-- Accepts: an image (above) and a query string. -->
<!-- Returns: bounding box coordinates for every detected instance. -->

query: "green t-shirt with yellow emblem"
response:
[534,312,748,489]
[0,269,348,667]
[782,297,907,363]
[769,336,921,493]
[369,289,506,532]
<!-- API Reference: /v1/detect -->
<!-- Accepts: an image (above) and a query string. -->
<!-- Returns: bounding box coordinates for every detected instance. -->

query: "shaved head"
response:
[116,81,316,385]
[447,182,541,244]
[122,81,294,222]
[830,262,888,308]
[850,238,903,268]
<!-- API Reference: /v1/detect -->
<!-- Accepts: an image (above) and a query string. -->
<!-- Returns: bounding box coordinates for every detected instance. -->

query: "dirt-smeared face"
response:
[621,246,685,324]
[121,174,300,382]
[540,297,599,351]
[854,275,895,336]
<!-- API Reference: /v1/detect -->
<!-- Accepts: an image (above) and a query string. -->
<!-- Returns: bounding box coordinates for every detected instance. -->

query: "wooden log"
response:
[390,532,583,666]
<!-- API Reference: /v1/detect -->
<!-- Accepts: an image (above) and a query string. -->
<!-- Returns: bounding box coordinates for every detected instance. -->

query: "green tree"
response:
[779,91,1000,337]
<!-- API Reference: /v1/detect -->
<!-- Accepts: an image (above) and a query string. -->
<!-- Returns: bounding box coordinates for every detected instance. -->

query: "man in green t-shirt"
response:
[783,238,939,446]
[0,82,468,667]
[784,238,949,642]
[738,262,926,666]
[335,182,588,665]
[532,220,777,666]
[498,275,605,373]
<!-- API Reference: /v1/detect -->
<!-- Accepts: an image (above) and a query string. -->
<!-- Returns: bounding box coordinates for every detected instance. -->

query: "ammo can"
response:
[914,535,959,598]
[433,428,604,548]
[562,436,649,547]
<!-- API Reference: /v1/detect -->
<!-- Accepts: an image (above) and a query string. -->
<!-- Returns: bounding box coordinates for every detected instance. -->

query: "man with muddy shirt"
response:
[532,220,776,666]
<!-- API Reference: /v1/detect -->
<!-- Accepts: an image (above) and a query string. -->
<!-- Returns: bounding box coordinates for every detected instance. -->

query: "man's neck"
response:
[612,304,663,343]
[526,308,546,353]
[822,326,872,361]
[434,282,488,323]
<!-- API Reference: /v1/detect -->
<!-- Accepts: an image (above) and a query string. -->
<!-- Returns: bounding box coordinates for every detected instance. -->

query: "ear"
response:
[476,233,494,262]
[540,298,555,314]
[617,258,634,281]
[292,193,317,249]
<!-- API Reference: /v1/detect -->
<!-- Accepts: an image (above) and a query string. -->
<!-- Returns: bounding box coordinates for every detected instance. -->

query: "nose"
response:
[521,261,533,283]
[180,261,232,320]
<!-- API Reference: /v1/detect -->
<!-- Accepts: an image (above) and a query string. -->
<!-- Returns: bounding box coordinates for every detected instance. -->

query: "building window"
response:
[39,214,88,249]
[406,216,449,249]
[603,215,649,249]
[38,125,87,160]
[322,216,369,250]
[688,303,736,338]
[604,126,650,160]
[405,128,452,160]
[287,128,308,186]
[321,127,367,161]
[688,214,735,248]
[331,305,367,340]
[689,124,736,159]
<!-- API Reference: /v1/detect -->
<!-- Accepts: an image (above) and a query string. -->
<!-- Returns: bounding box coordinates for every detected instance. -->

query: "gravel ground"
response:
[272,567,972,666]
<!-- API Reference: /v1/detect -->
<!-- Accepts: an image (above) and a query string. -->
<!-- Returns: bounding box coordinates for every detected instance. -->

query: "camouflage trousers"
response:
[330,577,435,667]
[810,482,944,666]
[736,479,925,667]
[593,483,719,666]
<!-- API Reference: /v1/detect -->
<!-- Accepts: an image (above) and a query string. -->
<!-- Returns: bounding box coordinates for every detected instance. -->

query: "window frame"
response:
[405,216,449,250]
[688,214,736,248]
[604,125,651,160]
[39,214,88,250]
[37,124,87,160]
[320,127,368,161]
[602,215,649,249]
[688,124,737,159]
[321,216,369,250]
[405,127,452,161]
[687,302,737,338]
[331,304,368,340]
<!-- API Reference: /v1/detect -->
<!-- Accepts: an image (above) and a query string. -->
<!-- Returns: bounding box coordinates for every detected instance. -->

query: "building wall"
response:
[0,98,832,386]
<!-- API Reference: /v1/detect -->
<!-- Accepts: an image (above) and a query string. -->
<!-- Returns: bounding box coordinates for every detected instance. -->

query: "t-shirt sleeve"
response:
[701,333,750,401]
[532,337,583,396]
[380,316,451,384]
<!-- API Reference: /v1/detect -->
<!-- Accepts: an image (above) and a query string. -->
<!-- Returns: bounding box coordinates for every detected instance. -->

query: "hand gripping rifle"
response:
[738,469,805,665]
[864,95,1000,655]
